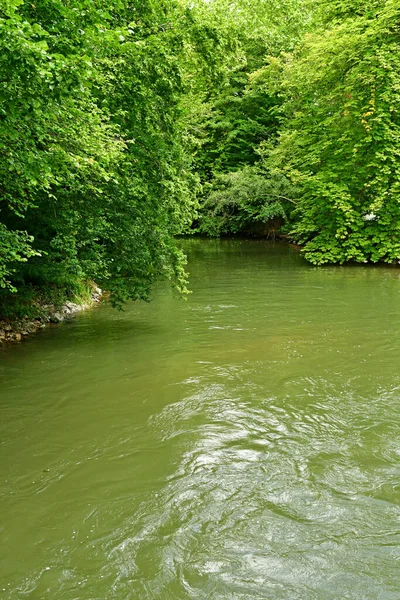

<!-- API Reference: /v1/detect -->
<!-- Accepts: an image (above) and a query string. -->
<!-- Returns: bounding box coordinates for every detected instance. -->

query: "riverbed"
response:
[1,239,399,599]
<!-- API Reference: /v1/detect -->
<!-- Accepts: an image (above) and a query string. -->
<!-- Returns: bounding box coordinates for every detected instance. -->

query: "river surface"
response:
[1,240,400,599]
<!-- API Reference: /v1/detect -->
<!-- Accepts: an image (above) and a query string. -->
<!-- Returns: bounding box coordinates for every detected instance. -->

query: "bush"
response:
[198,166,296,236]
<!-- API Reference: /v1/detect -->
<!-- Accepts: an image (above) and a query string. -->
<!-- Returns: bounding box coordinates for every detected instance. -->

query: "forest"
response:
[1,0,400,317]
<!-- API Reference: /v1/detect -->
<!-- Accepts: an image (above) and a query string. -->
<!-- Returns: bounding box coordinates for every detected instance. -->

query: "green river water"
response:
[1,239,400,599]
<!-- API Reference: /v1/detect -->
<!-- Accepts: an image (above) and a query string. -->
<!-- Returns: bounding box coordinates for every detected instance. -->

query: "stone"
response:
[27,323,38,334]
[91,286,102,302]
[64,301,77,311]
[1,284,101,345]
[50,312,64,323]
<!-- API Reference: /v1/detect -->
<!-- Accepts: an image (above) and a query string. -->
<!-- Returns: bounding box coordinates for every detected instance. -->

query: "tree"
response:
[269,0,400,264]
[192,0,311,234]
[0,0,206,313]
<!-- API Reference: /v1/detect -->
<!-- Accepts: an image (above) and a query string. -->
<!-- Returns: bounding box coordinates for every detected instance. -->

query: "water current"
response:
[1,239,399,599]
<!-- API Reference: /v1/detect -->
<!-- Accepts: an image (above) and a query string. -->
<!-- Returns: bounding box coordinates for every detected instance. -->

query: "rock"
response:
[25,323,38,334]
[50,312,64,323]
[63,301,84,315]
[1,282,101,345]
[91,286,102,302]
[64,301,77,312]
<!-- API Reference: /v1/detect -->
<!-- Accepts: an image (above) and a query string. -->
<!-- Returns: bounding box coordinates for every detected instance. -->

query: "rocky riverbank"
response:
[0,286,102,345]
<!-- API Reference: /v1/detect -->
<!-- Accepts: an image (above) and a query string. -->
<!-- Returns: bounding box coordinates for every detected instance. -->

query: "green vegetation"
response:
[1,0,400,318]
[196,0,400,267]
[270,0,400,264]
[0,0,206,314]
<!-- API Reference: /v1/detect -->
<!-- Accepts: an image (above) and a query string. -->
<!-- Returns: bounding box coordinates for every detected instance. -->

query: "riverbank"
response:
[0,286,102,345]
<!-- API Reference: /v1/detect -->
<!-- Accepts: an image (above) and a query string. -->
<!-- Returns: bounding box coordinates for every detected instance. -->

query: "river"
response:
[1,239,399,599]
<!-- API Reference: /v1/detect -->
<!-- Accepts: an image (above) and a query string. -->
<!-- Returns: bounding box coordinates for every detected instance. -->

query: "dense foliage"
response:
[194,0,312,236]
[1,0,400,318]
[269,0,400,264]
[0,0,208,313]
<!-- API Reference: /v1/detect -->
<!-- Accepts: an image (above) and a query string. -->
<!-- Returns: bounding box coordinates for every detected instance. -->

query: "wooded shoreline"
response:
[1,0,400,322]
